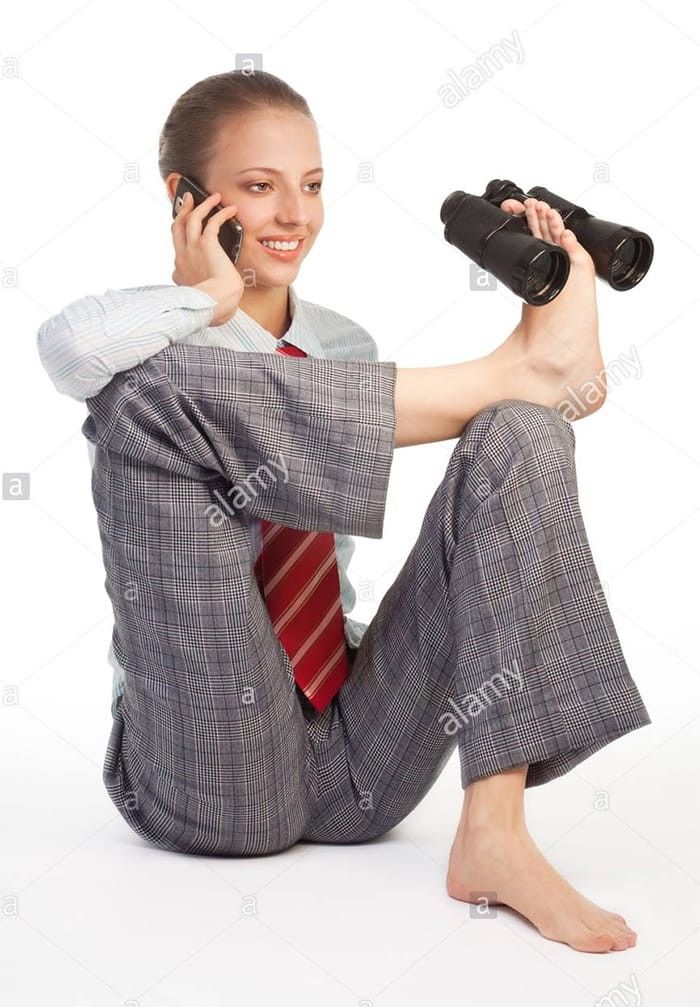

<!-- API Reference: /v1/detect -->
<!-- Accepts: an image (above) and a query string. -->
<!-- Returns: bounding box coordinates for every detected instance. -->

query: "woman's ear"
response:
[165,173,182,204]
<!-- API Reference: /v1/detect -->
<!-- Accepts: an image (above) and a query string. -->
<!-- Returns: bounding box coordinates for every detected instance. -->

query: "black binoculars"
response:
[440,179,654,306]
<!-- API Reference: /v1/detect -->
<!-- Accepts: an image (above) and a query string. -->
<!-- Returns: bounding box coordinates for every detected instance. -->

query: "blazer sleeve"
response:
[83,342,397,539]
[36,285,217,402]
[329,316,380,605]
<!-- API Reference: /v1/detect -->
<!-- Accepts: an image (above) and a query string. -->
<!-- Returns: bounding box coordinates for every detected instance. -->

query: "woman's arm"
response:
[36,284,218,401]
[36,192,245,402]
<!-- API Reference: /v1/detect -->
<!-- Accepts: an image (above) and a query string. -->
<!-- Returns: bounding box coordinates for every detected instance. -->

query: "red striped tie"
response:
[253,340,351,712]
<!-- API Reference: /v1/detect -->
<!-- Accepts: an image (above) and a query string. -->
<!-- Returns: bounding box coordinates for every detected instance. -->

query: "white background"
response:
[3,0,699,1003]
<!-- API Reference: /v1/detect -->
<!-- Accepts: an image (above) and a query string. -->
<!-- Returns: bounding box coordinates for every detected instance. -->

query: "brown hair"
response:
[158,69,313,190]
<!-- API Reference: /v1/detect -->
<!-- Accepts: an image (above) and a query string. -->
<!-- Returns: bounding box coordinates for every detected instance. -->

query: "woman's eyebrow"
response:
[234,166,324,176]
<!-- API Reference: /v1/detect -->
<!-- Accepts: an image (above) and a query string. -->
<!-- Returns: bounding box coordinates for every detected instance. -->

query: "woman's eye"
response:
[247,181,322,193]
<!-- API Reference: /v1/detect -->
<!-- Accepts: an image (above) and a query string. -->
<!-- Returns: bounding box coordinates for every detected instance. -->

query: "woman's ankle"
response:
[459,805,527,837]
[457,766,529,836]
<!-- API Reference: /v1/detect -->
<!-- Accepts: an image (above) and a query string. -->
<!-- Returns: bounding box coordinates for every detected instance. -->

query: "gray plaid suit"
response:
[84,343,651,856]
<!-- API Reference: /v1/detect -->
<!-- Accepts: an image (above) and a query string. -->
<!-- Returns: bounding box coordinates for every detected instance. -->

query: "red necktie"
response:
[253,340,351,712]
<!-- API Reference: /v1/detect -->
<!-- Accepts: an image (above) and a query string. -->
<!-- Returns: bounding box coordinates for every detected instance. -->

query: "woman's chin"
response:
[250,261,304,284]
[237,246,308,287]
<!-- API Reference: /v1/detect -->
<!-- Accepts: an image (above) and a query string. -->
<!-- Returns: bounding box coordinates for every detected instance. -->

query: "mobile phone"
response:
[172,175,244,265]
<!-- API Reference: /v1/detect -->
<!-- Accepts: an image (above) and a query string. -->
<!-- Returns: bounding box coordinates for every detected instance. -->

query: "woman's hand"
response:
[171,190,245,326]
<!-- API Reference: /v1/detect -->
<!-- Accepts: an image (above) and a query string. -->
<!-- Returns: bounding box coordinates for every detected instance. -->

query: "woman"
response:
[37,69,651,954]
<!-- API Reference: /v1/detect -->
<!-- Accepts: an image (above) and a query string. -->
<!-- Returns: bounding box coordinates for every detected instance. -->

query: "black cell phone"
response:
[172,175,244,265]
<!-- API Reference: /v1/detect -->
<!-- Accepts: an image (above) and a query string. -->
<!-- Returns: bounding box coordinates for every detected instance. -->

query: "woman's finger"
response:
[171,190,192,236]
[184,191,222,243]
[201,203,240,239]
[171,193,192,258]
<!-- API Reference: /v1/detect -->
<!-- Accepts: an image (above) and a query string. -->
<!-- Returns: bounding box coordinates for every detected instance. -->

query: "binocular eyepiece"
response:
[440,179,654,305]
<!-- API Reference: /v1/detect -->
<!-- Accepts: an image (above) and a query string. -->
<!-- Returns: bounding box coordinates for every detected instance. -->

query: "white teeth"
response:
[261,239,300,251]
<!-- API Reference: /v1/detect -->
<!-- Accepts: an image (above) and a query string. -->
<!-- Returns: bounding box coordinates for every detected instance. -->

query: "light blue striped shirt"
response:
[37,283,377,709]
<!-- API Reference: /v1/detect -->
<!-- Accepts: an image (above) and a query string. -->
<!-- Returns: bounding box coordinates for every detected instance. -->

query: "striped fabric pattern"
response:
[254,339,351,711]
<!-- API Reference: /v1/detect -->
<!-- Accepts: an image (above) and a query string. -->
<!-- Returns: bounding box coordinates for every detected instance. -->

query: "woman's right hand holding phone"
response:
[171,191,245,326]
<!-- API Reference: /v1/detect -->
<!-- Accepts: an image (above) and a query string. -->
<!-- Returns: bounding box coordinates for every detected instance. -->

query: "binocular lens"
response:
[609,235,654,290]
[525,248,570,305]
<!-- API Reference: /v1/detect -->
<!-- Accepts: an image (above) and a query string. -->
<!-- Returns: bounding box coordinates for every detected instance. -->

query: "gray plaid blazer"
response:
[36,283,385,708]
[82,346,397,726]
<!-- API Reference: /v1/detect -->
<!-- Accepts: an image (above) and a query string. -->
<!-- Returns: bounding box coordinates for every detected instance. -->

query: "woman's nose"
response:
[276,193,307,226]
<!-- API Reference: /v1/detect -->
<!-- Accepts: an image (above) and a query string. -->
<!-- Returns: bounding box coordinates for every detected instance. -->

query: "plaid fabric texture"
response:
[36,282,381,711]
[86,347,651,856]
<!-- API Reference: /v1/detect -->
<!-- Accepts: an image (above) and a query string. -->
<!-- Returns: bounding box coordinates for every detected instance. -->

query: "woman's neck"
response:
[239,284,291,341]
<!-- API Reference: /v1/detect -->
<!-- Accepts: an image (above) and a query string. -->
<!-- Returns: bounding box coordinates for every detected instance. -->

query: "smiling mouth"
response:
[258,237,305,246]
[257,237,306,258]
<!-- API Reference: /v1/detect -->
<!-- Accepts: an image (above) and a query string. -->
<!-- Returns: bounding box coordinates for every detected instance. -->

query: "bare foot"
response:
[491,197,607,420]
[446,819,637,953]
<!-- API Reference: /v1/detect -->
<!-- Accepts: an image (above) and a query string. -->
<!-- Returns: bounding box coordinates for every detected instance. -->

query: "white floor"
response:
[3,660,699,1007]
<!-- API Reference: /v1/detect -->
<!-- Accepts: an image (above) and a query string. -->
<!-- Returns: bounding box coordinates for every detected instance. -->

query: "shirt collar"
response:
[236,284,324,358]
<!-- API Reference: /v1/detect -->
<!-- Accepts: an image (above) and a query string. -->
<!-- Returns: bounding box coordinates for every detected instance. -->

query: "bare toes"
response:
[547,207,564,242]
[500,198,525,215]
[524,198,542,239]
[584,910,632,938]
[537,202,552,241]
[610,932,636,951]
[578,930,616,954]
[612,922,636,940]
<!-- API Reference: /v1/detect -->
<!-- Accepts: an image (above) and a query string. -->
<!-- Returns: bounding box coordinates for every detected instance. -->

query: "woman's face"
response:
[201,108,324,288]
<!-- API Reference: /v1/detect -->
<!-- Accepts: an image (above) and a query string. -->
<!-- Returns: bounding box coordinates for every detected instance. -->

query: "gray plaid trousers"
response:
[98,379,651,856]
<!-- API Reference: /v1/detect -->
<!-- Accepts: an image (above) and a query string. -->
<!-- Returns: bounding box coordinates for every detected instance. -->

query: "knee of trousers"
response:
[103,727,312,857]
[108,779,310,857]
[452,398,576,485]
